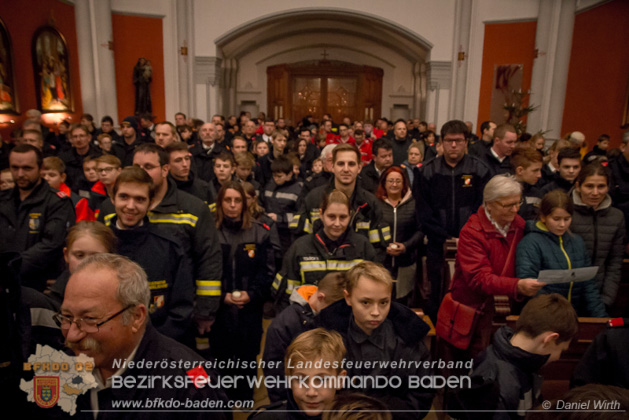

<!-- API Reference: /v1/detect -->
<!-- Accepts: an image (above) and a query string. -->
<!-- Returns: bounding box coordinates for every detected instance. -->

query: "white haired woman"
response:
[436,175,546,361]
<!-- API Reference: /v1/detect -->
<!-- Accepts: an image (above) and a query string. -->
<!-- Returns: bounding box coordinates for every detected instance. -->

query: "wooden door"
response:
[267,61,382,123]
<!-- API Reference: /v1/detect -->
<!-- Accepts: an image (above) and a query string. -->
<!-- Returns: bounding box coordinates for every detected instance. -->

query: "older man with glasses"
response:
[56,253,229,419]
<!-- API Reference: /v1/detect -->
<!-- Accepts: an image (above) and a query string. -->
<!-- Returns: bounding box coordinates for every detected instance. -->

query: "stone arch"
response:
[214,8,433,120]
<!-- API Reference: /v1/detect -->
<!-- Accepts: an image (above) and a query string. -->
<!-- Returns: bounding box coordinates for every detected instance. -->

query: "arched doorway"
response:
[215,9,432,121]
[267,60,383,123]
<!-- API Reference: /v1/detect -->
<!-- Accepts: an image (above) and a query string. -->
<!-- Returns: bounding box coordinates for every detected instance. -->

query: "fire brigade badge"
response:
[34,376,59,408]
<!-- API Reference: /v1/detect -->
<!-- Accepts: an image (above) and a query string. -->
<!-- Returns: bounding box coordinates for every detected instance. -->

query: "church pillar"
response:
[528,0,576,139]
[450,0,472,120]
[426,61,452,130]
[194,56,222,120]
[176,0,194,118]
[74,0,118,120]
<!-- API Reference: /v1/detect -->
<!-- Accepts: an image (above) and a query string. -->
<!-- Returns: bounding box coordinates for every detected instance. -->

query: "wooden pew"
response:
[412,308,436,351]
[505,315,610,400]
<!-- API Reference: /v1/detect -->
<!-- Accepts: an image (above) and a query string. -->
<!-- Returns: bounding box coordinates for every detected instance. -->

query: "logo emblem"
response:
[154,295,165,308]
[34,377,59,408]
[248,249,255,258]
[29,215,41,231]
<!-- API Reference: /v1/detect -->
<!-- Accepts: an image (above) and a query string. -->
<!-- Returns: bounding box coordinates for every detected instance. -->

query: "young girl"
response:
[47,221,116,305]
[516,190,607,317]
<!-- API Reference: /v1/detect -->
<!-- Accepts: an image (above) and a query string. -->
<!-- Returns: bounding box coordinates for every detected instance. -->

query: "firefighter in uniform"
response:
[210,181,275,402]
[290,143,389,253]
[109,166,194,343]
[275,189,376,308]
[98,144,222,350]
[0,144,75,291]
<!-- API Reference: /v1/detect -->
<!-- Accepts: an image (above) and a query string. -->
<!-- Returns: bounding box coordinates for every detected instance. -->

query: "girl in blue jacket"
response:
[516,189,607,317]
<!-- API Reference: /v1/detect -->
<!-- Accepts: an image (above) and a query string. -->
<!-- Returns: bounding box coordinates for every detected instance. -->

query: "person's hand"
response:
[195,318,215,335]
[231,291,250,308]
[224,292,238,307]
[517,278,546,297]
[225,291,250,309]
[386,242,406,256]
[267,213,278,222]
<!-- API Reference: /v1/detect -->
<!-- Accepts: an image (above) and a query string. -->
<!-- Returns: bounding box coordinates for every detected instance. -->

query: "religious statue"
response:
[134,57,152,115]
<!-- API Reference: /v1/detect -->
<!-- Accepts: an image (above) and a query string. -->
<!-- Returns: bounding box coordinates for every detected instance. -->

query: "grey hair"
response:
[74,253,150,324]
[483,174,522,204]
[320,144,336,161]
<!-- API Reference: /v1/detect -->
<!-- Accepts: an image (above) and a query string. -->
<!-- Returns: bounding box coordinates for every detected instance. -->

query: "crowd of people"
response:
[1,107,628,418]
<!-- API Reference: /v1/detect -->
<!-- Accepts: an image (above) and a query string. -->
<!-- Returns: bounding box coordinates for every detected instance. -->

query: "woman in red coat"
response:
[437,175,545,362]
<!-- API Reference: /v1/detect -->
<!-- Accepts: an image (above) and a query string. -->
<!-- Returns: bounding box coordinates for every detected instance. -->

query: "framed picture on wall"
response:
[0,17,19,114]
[32,25,72,112]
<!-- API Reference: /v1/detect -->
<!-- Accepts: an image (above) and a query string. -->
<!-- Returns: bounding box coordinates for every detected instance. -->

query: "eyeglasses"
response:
[53,305,133,333]
[443,138,466,144]
[494,199,524,209]
[97,167,116,174]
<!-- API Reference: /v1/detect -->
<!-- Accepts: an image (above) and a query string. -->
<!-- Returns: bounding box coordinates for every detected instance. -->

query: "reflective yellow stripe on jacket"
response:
[195,280,221,296]
[149,212,199,227]
[103,212,199,227]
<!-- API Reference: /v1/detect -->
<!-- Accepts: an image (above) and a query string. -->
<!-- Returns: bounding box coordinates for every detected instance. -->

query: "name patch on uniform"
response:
[461,175,473,187]
[148,280,169,290]
[302,256,321,261]
[356,221,370,230]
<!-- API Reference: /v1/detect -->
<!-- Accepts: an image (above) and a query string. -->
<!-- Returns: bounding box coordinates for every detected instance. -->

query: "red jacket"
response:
[450,206,525,310]
[60,183,95,222]
[357,140,373,164]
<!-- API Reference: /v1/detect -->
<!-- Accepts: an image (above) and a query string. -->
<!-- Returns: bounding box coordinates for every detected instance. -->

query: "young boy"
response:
[90,154,122,218]
[447,293,578,419]
[318,261,434,419]
[511,147,543,221]
[251,328,347,419]
[0,168,15,190]
[41,157,93,221]
[584,134,610,164]
[263,154,302,255]
[209,151,236,198]
[263,272,346,402]
[540,147,582,194]
[234,151,261,192]
[311,158,323,175]
[258,130,288,186]
[80,155,99,197]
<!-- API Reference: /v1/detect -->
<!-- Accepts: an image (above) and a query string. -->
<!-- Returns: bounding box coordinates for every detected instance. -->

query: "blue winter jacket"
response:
[515,220,607,317]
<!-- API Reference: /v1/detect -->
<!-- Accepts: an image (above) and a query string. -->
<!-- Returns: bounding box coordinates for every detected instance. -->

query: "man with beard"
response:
[0,144,74,291]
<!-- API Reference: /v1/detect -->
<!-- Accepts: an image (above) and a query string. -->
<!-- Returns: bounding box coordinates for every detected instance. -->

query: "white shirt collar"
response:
[490,147,506,163]
[485,207,510,238]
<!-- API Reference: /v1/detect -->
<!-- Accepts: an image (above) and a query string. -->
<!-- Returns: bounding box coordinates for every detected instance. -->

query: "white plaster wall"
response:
[235,31,415,118]
[194,0,456,61]
[463,0,539,128]
[111,0,179,120]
